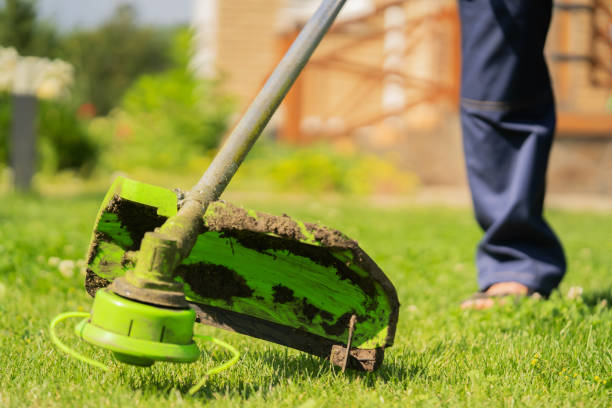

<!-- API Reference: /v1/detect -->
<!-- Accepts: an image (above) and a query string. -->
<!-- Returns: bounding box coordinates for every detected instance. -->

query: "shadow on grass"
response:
[119,349,338,400]
[356,342,447,388]
[582,287,612,309]
[118,344,425,401]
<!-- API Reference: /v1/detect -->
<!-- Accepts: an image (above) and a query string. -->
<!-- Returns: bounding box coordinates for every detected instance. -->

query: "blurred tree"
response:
[95,28,233,171]
[59,5,173,114]
[0,0,59,57]
[0,0,35,51]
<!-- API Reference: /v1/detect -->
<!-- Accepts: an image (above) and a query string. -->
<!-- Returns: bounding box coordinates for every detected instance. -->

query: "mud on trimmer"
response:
[54,0,399,381]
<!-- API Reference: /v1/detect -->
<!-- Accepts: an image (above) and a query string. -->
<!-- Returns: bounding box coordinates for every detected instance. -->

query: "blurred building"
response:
[193,0,612,194]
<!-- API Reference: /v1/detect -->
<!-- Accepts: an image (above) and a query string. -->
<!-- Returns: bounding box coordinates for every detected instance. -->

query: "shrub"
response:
[37,100,99,174]
[0,96,98,173]
[267,148,345,192]
[122,69,231,153]
[236,143,419,195]
[95,29,233,172]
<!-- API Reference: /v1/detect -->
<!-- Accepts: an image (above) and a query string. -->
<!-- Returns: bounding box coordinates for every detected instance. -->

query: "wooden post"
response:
[1,48,72,190]
[449,6,461,105]
[279,30,304,143]
[557,10,571,104]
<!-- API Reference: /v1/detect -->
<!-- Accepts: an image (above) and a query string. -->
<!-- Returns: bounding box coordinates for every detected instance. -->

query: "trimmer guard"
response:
[85,177,399,371]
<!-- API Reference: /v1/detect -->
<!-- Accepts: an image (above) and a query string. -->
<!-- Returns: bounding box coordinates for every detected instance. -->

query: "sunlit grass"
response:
[0,192,610,407]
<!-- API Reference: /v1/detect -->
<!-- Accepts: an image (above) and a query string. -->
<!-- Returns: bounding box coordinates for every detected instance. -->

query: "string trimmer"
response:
[50,0,399,392]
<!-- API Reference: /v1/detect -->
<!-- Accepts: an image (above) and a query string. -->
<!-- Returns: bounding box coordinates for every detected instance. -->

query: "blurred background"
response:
[0,0,611,201]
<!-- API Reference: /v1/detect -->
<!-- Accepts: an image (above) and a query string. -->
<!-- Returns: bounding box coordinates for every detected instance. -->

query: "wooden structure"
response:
[550,0,612,136]
[278,0,460,144]
[276,0,611,142]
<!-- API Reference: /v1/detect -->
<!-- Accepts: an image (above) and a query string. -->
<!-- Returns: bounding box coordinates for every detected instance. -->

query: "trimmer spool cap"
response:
[75,289,200,366]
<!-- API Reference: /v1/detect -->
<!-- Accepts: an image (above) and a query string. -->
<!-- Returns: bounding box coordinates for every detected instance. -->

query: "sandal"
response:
[461,287,538,310]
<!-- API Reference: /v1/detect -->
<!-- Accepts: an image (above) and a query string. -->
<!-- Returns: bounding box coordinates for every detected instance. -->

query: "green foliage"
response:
[122,70,230,152]
[0,194,610,407]
[37,101,99,173]
[0,96,98,173]
[0,2,197,176]
[0,1,176,114]
[58,5,173,114]
[0,0,59,58]
[0,0,36,51]
[93,29,233,172]
[0,95,10,165]
[236,143,419,195]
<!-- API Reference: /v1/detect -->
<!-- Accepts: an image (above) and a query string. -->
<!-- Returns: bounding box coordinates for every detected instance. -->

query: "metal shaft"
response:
[119,0,347,299]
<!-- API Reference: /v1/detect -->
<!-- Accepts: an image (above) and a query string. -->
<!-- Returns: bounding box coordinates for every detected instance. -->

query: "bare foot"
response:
[461,282,529,310]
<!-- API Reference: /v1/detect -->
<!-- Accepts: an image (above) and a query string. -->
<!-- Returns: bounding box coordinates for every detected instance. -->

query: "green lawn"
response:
[0,192,610,407]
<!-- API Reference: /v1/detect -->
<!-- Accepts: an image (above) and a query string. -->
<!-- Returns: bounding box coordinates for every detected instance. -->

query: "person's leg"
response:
[458,0,566,304]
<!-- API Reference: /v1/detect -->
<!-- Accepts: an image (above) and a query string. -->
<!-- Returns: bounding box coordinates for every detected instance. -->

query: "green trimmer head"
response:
[50,287,240,394]
[76,289,199,367]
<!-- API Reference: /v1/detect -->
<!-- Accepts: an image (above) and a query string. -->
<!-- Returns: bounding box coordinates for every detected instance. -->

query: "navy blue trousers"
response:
[458,0,566,295]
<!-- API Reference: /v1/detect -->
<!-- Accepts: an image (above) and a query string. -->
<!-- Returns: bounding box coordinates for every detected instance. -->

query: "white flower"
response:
[58,260,76,278]
[0,47,73,97]
[48,256,61,266]
[567,286,583,300]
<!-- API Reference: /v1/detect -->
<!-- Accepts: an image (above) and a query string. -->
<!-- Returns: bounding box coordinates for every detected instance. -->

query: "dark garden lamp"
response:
[0,47,74,190]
